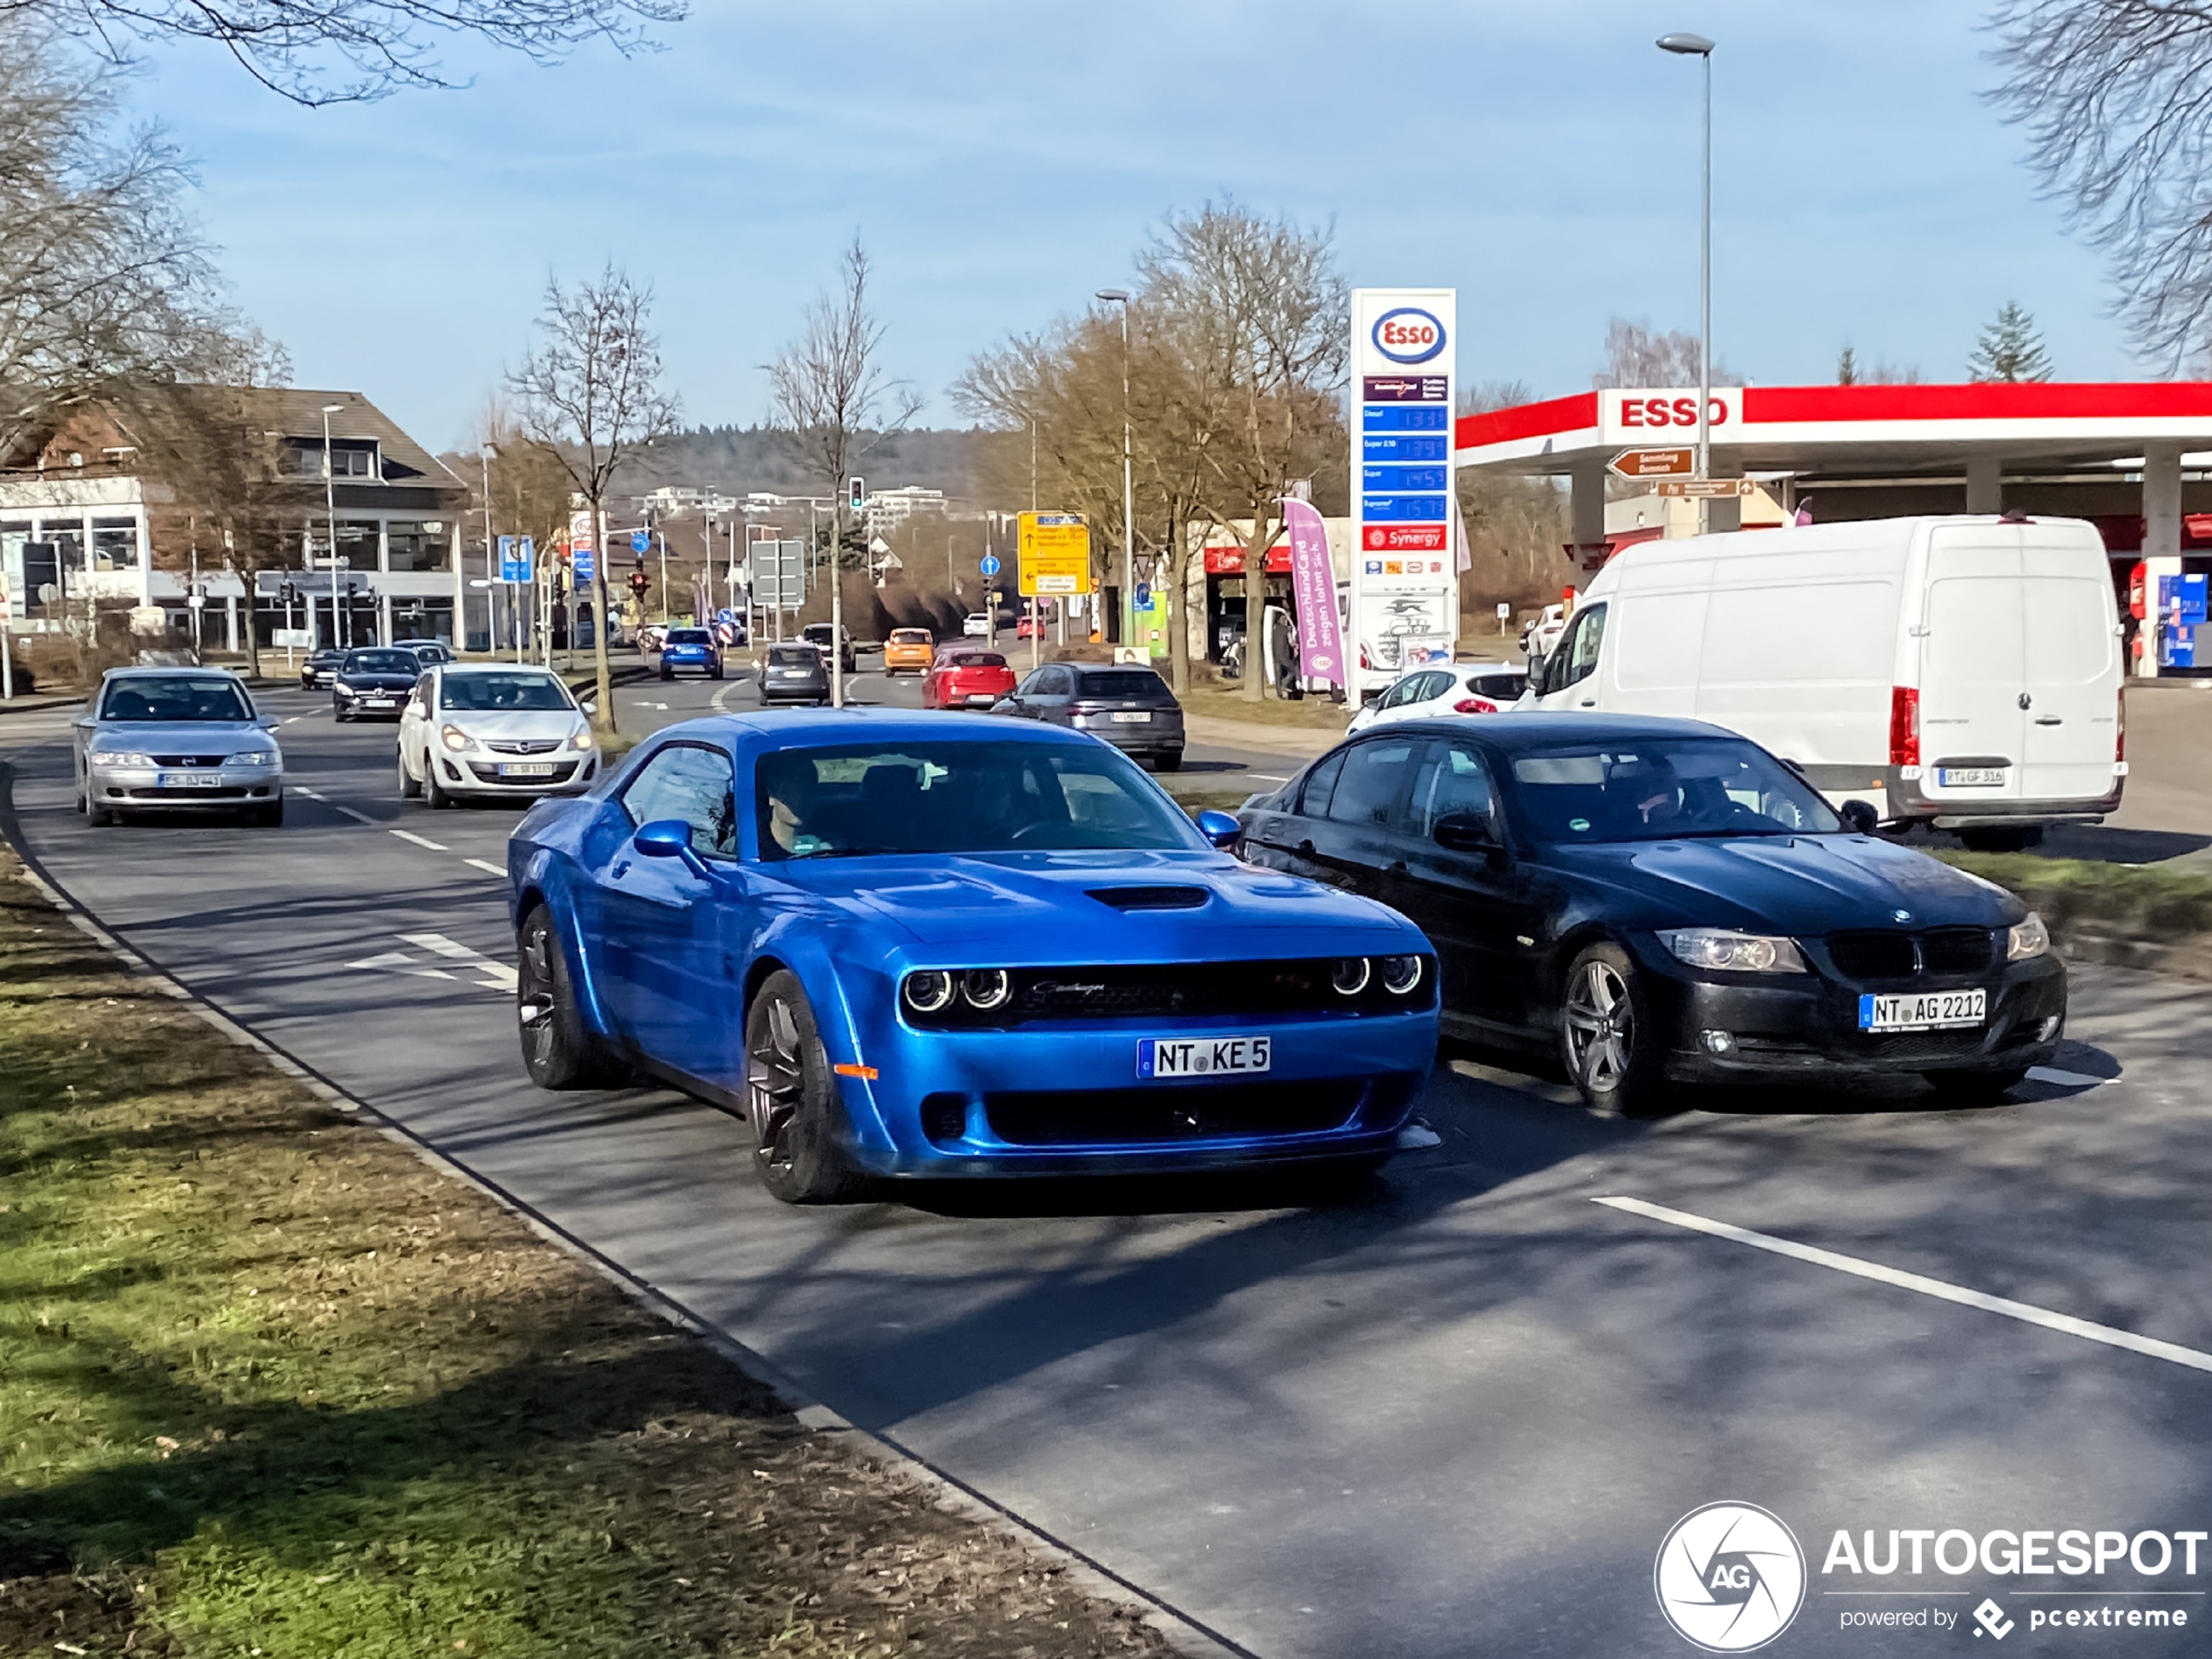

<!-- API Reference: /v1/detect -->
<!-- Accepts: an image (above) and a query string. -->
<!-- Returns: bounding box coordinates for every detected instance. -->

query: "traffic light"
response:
[848,475,866,513]
[628,570,649,594]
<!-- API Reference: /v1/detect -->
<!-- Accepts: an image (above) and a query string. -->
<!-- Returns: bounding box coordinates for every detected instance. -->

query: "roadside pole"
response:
[1,574,13,699]
[831,492,846,709]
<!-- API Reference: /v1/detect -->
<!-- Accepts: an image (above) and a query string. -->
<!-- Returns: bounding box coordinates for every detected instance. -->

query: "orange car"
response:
[882,627,935,675]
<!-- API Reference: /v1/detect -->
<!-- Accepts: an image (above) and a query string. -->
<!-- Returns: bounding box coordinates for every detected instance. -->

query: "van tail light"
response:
[1453,696,1499,715]
[1889,685,1920,766]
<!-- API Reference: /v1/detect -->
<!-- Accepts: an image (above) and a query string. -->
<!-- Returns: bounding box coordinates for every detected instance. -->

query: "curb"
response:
[0,760,1251,1659]
[2059,929,2212,983]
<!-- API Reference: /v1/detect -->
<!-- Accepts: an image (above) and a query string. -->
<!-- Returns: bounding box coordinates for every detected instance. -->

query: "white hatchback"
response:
[1347,662,1528,733]
[398,664,601,807]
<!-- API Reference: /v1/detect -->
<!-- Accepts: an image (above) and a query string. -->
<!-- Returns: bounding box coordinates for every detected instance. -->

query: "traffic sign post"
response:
[1017,512,1092,597]
[1609,448,1696,479]
[979,554,1001,578]
[631,529,651,555]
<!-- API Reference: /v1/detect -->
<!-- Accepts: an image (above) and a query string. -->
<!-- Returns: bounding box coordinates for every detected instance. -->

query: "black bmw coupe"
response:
[1237,713,2065,1115]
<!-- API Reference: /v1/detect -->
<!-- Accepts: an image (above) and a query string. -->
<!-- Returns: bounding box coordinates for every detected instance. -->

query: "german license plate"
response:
[1859,989,1986,1032]
[966,694,997,706]
[364,697,394,707]
[497,762,556,779]
[155,772,222,788]
[1110,711,1151,724]
[1936,766,2006,787]
[1137,1035,1272,1078]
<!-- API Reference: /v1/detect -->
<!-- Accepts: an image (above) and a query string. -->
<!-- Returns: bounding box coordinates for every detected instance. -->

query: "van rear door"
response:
[2018,532,2121,801]
[1919,530,2028,804]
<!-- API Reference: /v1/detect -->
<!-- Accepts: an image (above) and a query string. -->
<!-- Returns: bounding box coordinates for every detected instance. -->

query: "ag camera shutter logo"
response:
[1371,307,1447,365]
[1655,1502,1807,1652]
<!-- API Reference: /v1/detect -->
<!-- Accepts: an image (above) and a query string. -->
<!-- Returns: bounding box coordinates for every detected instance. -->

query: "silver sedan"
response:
[71,666,285,827]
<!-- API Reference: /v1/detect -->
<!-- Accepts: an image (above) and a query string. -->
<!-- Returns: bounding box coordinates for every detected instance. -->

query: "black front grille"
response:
[903,956,1436,1028]
[124,786,255,799]
[1086,886,1210,912]
[983,1080,1370,1145]
[150,754,230,767]
[1826,927,2000,982]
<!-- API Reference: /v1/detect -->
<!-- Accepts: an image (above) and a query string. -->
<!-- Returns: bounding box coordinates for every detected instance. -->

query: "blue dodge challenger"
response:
[507,711,1439,1202]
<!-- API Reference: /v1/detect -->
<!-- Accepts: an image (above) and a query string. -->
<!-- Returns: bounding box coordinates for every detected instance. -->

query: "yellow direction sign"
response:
[1018,511,1092,597]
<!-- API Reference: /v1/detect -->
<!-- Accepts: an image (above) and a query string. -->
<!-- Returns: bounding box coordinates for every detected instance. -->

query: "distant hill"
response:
[611,425,1001,503]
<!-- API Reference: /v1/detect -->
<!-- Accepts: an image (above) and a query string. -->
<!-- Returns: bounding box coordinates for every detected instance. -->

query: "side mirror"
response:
[256,714,280,730]
[634,818,709,877]
[1433,811,1499,854]
[1195,808,1241,849]
[1838,799,1881,835]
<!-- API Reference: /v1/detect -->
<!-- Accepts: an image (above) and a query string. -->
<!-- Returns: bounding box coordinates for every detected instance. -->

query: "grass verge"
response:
[1931,850,2212,943]
[1172,681,1352,733]
[0,846,1166,1658]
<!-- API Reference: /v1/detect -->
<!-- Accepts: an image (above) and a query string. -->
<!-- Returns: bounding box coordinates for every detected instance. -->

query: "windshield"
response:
[767,645,819,666]
[1076,670,1168,698]
[946,652,1007,670]
[757,741,1197,860]
[439,672,572,712]
[1507,738,1840,842]
[100,676,252,723]
[343,651,417,675]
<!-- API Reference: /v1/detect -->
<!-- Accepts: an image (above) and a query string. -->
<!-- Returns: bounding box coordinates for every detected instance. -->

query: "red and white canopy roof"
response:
[1453,382,2212,476]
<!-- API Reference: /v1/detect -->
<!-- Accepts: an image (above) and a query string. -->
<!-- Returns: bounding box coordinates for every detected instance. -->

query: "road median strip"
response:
[0,842,1179,1658]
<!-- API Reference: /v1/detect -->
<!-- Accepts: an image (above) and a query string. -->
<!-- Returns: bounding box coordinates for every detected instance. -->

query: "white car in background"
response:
[397,664,601,808]
[1346,662,1529,733]
[962,611,992,637]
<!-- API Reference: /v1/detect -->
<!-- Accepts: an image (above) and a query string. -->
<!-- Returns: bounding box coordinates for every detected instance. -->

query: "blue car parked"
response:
[658,626,723,681]
[507,712,1440,1202]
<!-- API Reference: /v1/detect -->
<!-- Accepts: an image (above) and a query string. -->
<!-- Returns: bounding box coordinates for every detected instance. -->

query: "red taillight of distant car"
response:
[1453,696,1499,715]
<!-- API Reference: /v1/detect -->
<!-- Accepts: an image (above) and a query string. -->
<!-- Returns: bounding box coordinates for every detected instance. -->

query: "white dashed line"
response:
[1595,1195,2212,1375]
[335,805,374,826]
[466,858,505,877]
[390,828,448,851]
[293,786,324,800]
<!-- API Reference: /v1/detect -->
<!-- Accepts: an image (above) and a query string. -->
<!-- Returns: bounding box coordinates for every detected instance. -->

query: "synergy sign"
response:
[1350,287,1458,693]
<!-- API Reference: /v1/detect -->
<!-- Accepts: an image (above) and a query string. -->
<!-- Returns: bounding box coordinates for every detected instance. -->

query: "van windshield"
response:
[1506,738,1839,842]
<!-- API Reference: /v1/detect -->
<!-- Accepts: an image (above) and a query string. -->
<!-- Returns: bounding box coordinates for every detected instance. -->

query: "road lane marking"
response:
[390,829,448,851]
[1595,1195,2212,1375]
[1245,772,1289,782]
[293,786,324,799]
[466,858,505,877]
[400,931,517,989]
[335,806,374,825]
[2027,1065,2108,1088]
[345,949,456,981]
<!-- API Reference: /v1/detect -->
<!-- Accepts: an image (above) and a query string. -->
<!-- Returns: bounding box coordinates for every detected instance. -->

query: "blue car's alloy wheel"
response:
[744,970,867,1204]
[516,907,624,1089]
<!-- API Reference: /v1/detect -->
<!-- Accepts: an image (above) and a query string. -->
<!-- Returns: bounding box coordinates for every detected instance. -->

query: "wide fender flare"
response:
[747,913,900,1155]
[514,858,620,1042]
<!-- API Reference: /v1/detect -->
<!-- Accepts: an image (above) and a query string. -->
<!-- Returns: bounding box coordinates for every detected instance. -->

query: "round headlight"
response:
[1379,954,1423,995]
[961,968,1011,1010]
[902,970,954,1014]
[1331,958,1371,996]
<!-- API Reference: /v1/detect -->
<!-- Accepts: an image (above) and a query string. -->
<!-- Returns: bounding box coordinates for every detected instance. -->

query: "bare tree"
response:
[508,264,678,732]
[1138,200,1347,702]
[0,30,257,462]
[13,0,685,105]
[766,237,921,706]
[1988,0,2212,368]
[1592,317,1739,388]
[1455,381,1568,612]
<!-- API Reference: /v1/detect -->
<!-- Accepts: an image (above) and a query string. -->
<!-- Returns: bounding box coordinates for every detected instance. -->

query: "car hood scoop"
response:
[1085,885,1211,912]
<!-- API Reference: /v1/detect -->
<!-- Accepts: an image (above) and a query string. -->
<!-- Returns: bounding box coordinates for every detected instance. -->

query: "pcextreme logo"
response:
[1656,1503,1809,1652]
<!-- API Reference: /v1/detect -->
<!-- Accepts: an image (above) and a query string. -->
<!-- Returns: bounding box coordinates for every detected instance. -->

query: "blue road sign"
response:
[1135,582,1152,609]
[979,554,1002,577]
[631,529,651,554]
[717,608,737,625]
[572,547,596,583]
[497,536,530,583]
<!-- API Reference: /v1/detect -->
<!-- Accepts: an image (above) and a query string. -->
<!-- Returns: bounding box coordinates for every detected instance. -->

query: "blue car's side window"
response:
[617,742,738,857]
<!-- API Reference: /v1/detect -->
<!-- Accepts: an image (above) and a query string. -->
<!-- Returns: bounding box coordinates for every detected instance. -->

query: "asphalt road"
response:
[4,677,2211,1657]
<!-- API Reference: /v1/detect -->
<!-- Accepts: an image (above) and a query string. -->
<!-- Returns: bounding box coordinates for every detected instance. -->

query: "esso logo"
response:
[1372,307,1447,365]
[1619,393,1732,429]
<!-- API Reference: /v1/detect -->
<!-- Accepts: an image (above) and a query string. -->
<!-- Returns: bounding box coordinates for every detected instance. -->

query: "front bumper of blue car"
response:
[826,1005,1438,1179]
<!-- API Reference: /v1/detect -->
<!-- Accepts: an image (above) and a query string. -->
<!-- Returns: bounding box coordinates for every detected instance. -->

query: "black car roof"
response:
[1383,711,1740,749]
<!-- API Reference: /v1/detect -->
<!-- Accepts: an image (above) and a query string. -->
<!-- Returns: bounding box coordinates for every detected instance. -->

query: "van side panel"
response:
[1604,561,1711,718]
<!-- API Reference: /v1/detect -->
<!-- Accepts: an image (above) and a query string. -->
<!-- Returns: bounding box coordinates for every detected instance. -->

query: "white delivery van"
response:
[1522,515,2126,850]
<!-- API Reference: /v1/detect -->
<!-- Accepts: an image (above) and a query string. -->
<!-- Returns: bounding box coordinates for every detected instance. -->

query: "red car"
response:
[924,646,1016,710]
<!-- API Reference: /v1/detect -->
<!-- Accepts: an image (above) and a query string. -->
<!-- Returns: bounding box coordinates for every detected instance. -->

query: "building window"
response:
[290,443,377,478]
[386,520,452,572]
[91,517,138,572]
[392,597,454,644]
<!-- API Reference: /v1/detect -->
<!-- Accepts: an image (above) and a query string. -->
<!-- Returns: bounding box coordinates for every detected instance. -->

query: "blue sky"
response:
[128,0,2128,450]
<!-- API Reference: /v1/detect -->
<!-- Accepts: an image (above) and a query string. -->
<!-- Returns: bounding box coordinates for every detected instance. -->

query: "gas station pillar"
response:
[1570,457,1606,566]
[1966,456,2002,515]
[2143,442,2183,679]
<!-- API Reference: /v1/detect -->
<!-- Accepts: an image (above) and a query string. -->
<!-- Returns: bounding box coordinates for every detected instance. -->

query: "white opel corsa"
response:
[397,664,601,807]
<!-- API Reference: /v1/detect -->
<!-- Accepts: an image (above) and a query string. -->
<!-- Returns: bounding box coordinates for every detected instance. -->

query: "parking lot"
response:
[4,671,2211,1656]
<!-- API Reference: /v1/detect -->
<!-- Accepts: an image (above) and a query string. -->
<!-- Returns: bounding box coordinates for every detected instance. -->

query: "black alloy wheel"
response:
[516,906,624,1089]
[743,969,869,1204]
[1559,941,1670,1117]
[251,798,284,828]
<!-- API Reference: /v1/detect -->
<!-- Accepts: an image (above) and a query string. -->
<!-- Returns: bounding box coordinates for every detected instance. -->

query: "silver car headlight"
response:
[568,725,594,751]
[2007,912,2050,961]
[91,750,155,768]
[440,723,477,754]
[233,750,280,767]
[1660,928,1808,974]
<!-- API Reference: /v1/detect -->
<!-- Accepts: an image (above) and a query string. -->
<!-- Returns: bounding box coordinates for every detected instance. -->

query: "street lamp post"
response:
[1097,289,1135,653]
[320,402,345,650]
[479,442,496,657]
[1657,30,1716,533]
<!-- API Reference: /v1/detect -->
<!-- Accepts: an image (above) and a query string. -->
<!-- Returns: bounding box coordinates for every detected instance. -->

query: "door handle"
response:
[1579,698,1596,707]
[2033,716,2063,726]
[612,859,631,878]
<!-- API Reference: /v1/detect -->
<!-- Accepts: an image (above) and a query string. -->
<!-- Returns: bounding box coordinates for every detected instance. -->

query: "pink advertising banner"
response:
[1283,496,1345,690]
